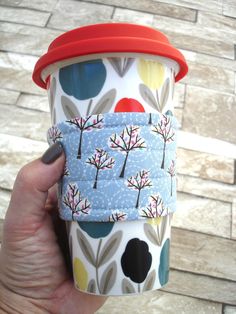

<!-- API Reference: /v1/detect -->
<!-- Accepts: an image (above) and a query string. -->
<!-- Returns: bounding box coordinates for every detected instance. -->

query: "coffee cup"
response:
[33,23,188,296]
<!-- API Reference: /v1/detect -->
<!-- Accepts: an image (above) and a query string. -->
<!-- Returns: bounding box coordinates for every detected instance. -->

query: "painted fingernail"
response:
[41,142,64,164]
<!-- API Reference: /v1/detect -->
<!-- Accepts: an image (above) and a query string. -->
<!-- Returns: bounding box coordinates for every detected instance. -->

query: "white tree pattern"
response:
[108,210,127,222]
[86,148,115,189]
[152,115,175,169]
[48,126,62,143]
[63,183,91,220]
[127,170,152,208]
[109,126,146,178]
[167,160,175,197]
[67,115,103,159]
[140,194,169,218]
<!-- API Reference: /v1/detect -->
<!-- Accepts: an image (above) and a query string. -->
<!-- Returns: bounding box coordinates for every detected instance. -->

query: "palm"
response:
[1,189,66,294]
[0,158,107,314]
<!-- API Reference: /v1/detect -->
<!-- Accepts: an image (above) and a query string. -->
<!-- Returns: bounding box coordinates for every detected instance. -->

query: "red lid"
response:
[32,23,188,89]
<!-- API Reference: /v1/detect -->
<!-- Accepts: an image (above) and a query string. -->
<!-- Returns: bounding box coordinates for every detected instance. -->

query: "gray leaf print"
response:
[87,279,96,293]
[100,261,117,294]
[61,95,80,119]
[49,77,56,112]
[76,229,96,266]
[122,278,136,294]
[160,78,170,111]
[91,89,117,115]
[98,230,122,267]
[109,57,135,77]
[139,84,160,112]
[143,269,156,292]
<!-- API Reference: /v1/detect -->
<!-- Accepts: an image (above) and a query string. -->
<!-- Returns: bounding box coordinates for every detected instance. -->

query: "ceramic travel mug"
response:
[33,23,188,296]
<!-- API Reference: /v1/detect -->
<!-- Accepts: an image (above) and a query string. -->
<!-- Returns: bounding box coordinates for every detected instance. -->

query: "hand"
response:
[0,142,107,314]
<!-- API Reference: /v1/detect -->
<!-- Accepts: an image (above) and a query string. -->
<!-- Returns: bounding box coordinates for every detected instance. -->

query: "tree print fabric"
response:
[47,112,179,222]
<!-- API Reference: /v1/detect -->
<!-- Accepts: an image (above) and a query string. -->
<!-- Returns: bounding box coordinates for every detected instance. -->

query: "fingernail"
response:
[41,142,64,164]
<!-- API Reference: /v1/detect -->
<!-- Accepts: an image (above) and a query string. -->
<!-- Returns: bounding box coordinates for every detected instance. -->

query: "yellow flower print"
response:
[147,217,162,226]
[73,257,88,290]
[138,59,165,89]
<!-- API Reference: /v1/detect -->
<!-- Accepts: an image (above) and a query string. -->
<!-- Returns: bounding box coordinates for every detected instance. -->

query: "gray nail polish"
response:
[41,142,64,164]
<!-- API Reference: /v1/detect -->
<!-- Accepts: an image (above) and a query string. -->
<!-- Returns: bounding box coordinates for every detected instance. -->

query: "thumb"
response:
[4,142,65,235]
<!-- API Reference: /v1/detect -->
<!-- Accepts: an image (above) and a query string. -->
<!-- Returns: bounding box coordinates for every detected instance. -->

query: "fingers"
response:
[50,279,108,314]
[45,185,60,211]
[51,213,73,276]
[4,142,65,234]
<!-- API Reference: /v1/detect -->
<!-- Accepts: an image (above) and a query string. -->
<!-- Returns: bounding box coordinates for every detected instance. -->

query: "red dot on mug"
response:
[114,98,145,112]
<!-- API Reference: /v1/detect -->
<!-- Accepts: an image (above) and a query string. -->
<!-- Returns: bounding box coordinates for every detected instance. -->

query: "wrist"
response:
[0,282,50,314]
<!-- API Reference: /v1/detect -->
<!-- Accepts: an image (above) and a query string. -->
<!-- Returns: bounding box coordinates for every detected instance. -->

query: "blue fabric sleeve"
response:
[47,112,178,222]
